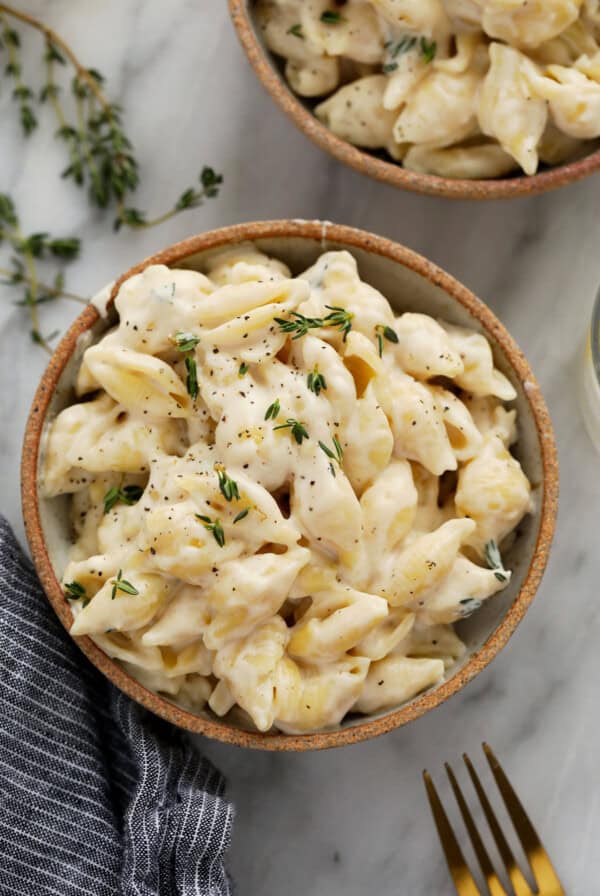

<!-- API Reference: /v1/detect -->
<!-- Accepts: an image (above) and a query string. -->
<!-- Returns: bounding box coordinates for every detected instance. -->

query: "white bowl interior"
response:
[37,234,545,732]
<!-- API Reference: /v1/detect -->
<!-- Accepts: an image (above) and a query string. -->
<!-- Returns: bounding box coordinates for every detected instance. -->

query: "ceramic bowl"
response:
[229,0,600,200]
[22,220,558,750]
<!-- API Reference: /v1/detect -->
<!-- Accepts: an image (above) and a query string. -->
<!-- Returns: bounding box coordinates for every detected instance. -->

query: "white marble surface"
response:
[1,2,600,893]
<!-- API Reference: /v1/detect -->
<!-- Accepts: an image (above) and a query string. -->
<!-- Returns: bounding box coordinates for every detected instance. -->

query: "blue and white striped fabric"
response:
[0,516,234,896]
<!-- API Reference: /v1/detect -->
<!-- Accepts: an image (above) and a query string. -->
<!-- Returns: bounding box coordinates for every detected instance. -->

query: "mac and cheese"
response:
[44,248,532,733]
[256,0,600,178]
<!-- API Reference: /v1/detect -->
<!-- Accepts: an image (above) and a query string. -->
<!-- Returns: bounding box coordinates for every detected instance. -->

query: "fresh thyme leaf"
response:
[195,514,226,547]
[385,36,417,60]
[185,356,199,401]
[273,418,309,445]
[484,540,509,583]
[319,436,344,466]
[175,188,197,211]
[215,465,240,502]
[20,102,36,134]
[103,486,120,514]
[200,166,223,198]
[420,37,437,63]
[2,27,20,47]
[383,35,435,70]
[233,508,249,524]
[332,435,343,462]
[110,569,139,600]
[174,331,201,352]
[287,23,304,39]
[38,82,60,103]
[64,580,86,599]
[103,484,144,514]
[319,441,336,460]
[265,398,281,421]
[0,193,17,226]
[48,237,80,259]
[238,362,249,376]
[321,11,344,24]
[323,305,353,341]
[44,40,66,65]
[319,436,343,474]
[19,232,48,258]
[375,323,399,357]
[274,311,324,340]
[307,367,327,396]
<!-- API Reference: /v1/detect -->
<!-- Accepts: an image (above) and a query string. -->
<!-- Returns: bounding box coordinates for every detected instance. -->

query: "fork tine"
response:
[483,744,565,895]
[445,762,508,896]
[423,771,482,896]
[463,754,534,896]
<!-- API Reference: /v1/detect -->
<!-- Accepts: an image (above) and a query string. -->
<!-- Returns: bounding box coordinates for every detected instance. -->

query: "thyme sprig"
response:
[275,306,353,342]
[265,398,281,421]
[0,4,224,351]
[215,465,240,502]
[321,11,344,24]
[64,580,86,600]
[110,569,139,600]
[115,167,223,232]
[420,37,437,64]
[322,305,353,341]
[319,436,344,475]
[375,323,399,357]
[0,3,223,230]
[307,366,327,396]
[0,193,82,352]
[196,514,226,547]
[274,311,323,340]
[273,418,309,445]
[383,34,437,72]
[103,484,144,514]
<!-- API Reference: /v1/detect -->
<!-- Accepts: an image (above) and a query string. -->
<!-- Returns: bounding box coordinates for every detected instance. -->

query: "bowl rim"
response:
[228,0,600,200]
[21,219,559,751]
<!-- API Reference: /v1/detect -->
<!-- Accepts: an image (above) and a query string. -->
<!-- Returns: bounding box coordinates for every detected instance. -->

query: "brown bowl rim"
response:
[22,219,558,751]
[228,0,600,200]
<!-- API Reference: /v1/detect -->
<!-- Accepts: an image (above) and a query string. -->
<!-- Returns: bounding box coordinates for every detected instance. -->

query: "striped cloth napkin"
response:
[0,516,234,895]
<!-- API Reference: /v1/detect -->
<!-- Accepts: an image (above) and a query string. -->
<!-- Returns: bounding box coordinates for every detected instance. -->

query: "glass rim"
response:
[592,287,600,384]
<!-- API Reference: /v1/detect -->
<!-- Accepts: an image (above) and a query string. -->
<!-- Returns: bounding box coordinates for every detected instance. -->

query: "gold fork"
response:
[423,743,565,896]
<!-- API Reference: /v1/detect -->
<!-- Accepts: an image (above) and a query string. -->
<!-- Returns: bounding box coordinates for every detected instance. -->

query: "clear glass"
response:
[580,286,600,453]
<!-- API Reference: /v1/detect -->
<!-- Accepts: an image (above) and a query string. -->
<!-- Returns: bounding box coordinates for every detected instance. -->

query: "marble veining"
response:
[1,2,600,893]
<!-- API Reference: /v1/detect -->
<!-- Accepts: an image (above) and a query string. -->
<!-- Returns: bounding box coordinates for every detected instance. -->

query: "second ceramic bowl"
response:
[229,0,600,200]
[22,220,558,750]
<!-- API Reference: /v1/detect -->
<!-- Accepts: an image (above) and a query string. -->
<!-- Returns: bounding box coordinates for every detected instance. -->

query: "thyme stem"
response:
[45,53,66,127]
